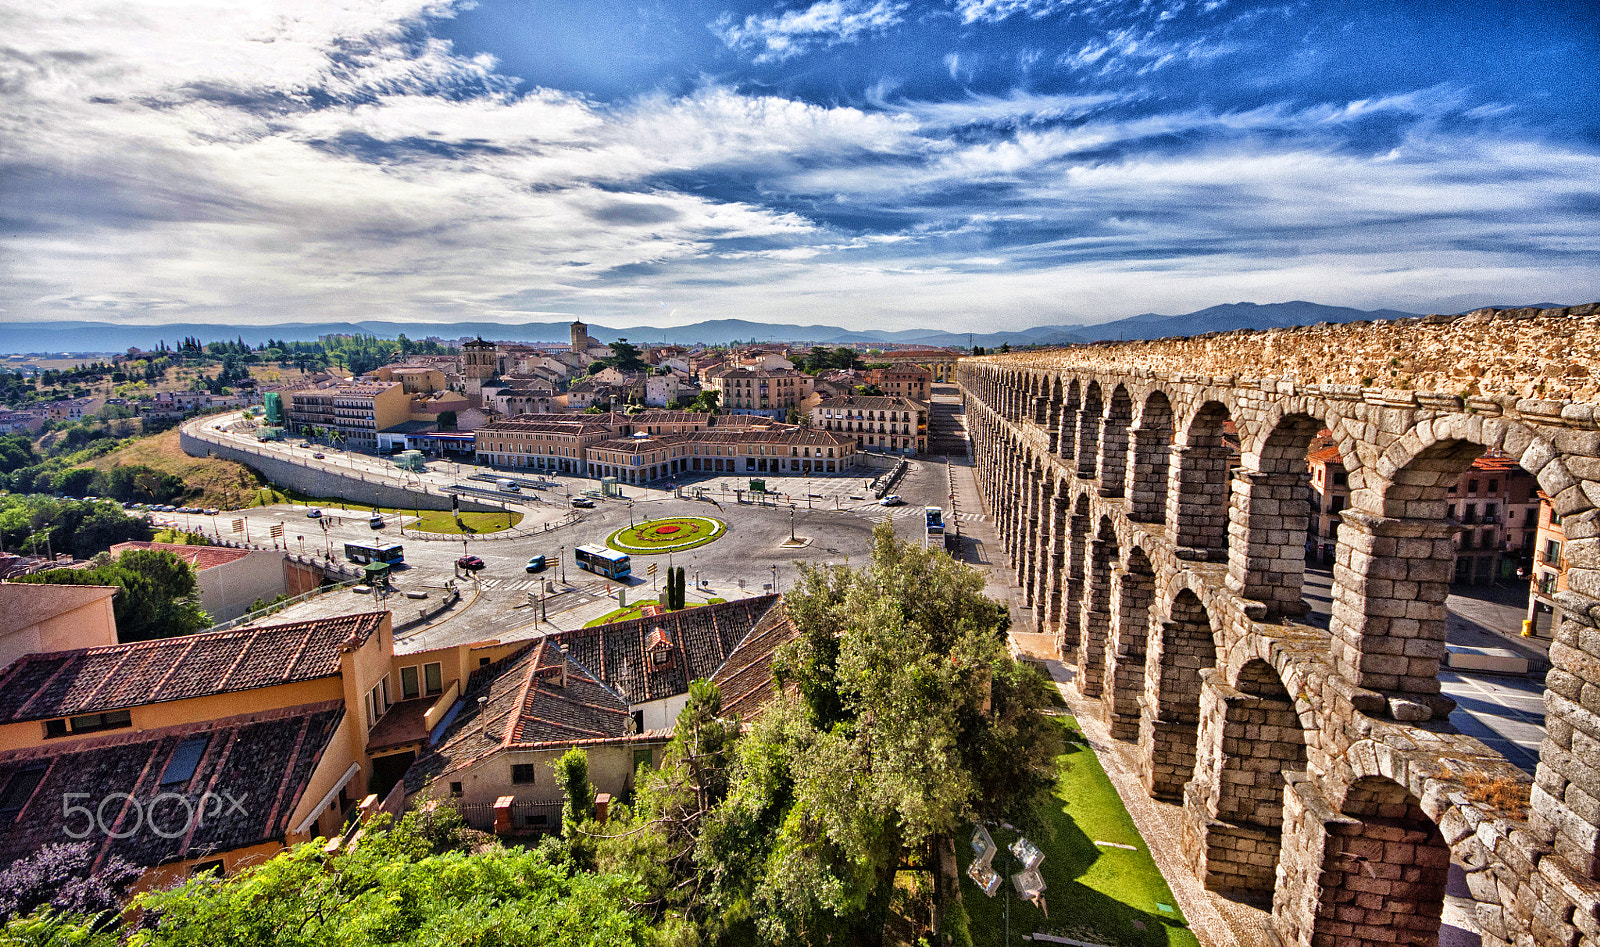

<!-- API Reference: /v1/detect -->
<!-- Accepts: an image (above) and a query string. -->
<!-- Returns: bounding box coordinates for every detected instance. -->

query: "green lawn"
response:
[959,715,1198,947]
[583,597,727,627]
[410,510,522,534]
[606,516,725,554]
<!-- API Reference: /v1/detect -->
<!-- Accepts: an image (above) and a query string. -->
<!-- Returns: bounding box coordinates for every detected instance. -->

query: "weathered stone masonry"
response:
[960,304,1600,947]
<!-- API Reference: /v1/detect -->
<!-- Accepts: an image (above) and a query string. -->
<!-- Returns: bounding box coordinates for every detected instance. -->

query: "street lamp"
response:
[770,564,778,595]
[789,506,795,543]
[559,545,566,583]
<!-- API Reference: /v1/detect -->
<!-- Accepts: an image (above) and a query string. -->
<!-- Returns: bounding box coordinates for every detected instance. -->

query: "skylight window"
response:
[161,736,209,788]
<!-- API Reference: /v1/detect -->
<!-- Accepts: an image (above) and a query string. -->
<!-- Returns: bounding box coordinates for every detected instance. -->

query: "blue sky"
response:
[2,0,1596,331]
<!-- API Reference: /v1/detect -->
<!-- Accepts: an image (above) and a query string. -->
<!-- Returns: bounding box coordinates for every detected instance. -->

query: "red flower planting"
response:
[654,525,681,535]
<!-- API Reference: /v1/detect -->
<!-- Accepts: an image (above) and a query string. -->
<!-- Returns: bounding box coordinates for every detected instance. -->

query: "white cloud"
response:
[713,0,908,62]
[0,0,1594,333]
[953,0,1079,25]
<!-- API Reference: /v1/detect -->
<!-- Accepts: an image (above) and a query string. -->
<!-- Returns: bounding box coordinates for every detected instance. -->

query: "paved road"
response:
[213,449,971,654]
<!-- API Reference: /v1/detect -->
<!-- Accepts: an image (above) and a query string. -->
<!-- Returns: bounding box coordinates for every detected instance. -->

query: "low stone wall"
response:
[980,303,1600,400]
[180,428,498,513]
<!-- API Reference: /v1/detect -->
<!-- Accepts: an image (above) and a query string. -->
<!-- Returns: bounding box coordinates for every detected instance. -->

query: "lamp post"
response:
[789,507,795,543]
[770,564,778,595]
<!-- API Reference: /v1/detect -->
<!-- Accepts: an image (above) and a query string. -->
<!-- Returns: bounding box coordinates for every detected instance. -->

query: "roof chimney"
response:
[559,643,569,689]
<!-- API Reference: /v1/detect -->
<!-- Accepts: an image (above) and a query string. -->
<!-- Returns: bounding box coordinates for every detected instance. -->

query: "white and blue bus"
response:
[345,541,404,565]
[925,506,945,544]
[575,544,631,580]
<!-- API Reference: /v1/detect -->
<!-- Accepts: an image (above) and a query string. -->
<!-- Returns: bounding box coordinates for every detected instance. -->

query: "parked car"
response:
[306,508,322,518]
[879,495,904,506]
[457,554,486,571]
[570,497,595,508]
[312,452,325,459]
[525,555,547,573]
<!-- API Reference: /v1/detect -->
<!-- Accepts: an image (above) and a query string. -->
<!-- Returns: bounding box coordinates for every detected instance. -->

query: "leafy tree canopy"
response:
[6,808,657,947]
[15,548,208,641]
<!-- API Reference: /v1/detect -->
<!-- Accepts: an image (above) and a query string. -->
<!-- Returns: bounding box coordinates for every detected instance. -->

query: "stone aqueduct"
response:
[958,323,1600,947]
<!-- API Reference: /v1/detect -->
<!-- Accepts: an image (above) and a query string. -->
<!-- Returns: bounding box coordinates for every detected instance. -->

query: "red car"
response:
[456,555,485,571]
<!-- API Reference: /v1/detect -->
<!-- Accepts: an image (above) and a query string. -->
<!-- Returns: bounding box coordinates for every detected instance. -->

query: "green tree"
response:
[10,808,656,947]
[436,410,457,430]
[698,524,1060,945]
[0,435,39,475]
[15,549,209,641]
[556,746,595,837]
[597,681,740,937]
[689,390,720,414]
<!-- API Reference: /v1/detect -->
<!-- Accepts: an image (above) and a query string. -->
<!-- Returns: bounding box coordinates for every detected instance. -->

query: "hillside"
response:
[86,428,265,510]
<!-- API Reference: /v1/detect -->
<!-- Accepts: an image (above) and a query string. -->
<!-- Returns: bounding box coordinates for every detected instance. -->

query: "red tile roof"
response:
[0,612,386,723]
[554,596,780,704]
[0,702,344,870]
[709,601,800,719]
[110,541,253,571]
[405,638,634,791]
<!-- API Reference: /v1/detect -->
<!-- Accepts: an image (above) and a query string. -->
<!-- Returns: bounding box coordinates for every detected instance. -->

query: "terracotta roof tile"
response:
[0,702,344,870]
[709,601,801,719]
[552,596,779,705]
[0,612,386,723]
[404,638,631,792]
[108,542,253,571]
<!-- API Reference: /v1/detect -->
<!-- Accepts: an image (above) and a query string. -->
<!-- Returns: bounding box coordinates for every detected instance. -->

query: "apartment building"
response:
[471,416,617,474]
[1526,492,1569,637]
[705,367,814,419]
[287,381,409,449]
[809,394,929,455]
[1306,446,1537,583]
[586,426,855,483]
[866,364,931,401]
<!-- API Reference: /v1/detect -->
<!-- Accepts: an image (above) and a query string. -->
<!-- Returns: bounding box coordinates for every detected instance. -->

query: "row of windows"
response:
[43,709,132,739]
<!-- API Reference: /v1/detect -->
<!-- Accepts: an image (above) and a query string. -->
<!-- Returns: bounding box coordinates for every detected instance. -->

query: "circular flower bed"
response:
[607,516,726,554]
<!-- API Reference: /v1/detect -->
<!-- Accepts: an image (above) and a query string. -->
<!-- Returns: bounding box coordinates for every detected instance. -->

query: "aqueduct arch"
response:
[959,304,1600,947]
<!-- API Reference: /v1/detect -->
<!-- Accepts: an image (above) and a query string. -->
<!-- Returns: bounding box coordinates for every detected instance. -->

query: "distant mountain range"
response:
[0,300,1442,355]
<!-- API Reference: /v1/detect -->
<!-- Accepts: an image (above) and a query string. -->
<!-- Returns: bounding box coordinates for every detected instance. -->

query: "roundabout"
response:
[606,516,727,554]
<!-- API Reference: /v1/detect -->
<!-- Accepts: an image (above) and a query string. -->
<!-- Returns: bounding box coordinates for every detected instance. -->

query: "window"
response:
[1468,478,1479,493]
[511,763,538,784]
[1489,479,1499,493]
[161,736,210,788]
[46,709,133,739]
[0,764,46,822]
[190,860,225,878]
[400,666,420,700]
[424,662,443,695]
[450,781,463,796]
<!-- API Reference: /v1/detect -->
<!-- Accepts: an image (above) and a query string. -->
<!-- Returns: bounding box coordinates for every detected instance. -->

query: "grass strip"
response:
[958,715,1198,947]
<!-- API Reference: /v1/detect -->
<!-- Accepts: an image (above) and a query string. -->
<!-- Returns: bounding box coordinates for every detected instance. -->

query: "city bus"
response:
[925,506,944,544]
[574,544,631,580]
[344,541,405,565]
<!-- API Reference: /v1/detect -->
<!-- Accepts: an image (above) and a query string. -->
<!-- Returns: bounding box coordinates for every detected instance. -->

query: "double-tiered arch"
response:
[961,353,1600,947]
